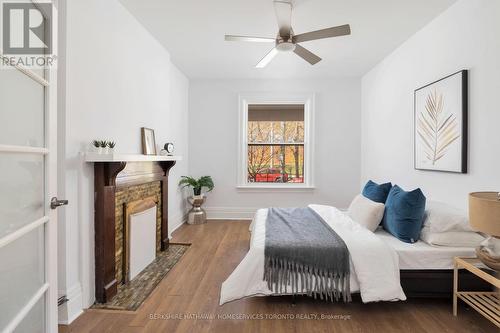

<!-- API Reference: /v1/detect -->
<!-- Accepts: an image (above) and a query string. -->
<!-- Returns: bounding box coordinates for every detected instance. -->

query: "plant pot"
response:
[187,195,206,225]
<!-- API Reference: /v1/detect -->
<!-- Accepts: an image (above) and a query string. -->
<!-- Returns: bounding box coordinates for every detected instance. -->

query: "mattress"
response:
[374,229,475,270]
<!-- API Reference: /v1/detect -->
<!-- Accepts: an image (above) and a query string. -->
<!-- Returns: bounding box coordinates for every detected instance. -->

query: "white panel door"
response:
[0,4,58,333]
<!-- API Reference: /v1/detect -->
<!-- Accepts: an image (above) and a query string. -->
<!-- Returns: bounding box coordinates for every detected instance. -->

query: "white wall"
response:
[189,79,361,217]
[361,0,500,209]
[58,0,189,323]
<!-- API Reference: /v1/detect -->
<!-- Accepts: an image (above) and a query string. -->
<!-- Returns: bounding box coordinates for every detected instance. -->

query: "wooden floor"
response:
[61,221,497,333]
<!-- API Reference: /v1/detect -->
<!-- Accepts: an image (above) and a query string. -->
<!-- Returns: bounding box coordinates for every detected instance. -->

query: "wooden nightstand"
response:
[453,257,500,327]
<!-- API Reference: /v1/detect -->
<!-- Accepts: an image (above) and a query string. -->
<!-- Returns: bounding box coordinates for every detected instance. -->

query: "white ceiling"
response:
[120,0,457,79]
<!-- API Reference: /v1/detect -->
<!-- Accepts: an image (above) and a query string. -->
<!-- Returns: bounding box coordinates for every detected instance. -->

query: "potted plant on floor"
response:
[179,176,214,225]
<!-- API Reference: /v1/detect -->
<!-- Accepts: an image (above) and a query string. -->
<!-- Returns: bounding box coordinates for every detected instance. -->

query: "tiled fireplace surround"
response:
[115,182,162,284]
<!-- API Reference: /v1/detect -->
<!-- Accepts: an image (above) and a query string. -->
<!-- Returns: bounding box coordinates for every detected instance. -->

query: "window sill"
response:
[236,184,316,192]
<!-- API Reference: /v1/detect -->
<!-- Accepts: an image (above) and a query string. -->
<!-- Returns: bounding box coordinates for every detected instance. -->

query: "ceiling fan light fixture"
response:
[276,42,296,52]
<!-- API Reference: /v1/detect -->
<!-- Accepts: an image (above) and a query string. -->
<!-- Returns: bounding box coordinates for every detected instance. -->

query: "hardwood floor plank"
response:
[60,221,498,333]
[180,222,251,333]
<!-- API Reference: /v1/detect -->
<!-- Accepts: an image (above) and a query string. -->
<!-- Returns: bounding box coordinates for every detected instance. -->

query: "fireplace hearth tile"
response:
[91,243,189,311]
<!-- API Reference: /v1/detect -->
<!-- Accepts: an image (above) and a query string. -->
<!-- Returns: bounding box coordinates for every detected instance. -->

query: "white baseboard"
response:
[169,212,188,239]
[58,283,83,325]
[204,207,257,220]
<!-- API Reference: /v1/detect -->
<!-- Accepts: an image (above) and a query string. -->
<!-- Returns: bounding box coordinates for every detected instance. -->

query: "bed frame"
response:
[289,269,493,303]
[290,269,492,304]
[400,269,494,298]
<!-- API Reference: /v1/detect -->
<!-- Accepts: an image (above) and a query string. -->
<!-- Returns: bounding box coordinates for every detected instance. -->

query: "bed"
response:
[220,205,489,305]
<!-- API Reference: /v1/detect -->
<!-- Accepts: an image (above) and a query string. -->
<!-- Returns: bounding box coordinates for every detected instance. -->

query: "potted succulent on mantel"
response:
[107,141,116,154]
[92,140,116,154]
[178,176,214,225]
[92,140,108,154]
[92,140,102,154]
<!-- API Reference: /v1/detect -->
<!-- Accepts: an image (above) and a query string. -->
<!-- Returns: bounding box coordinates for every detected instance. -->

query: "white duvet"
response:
[220,204,406,305]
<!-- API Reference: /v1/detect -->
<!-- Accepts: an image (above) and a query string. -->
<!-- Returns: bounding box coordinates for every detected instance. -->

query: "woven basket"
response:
[476,247,500,271]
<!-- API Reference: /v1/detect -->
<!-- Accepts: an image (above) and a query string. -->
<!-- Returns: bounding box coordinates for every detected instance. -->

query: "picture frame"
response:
[414,70,468,173]
[141,127,157,155]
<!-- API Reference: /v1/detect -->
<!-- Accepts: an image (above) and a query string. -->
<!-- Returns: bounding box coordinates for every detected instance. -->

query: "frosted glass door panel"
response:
[0,226,45,331]
[0,70,45,147]
[0,154,44,237]
[13,294,45,333]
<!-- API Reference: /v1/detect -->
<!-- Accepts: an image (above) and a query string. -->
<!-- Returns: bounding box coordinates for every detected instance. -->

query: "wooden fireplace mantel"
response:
[85,153,182,162]
[86,153,181,303]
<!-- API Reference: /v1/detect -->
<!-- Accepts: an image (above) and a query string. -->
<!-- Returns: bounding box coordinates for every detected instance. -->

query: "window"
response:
[238,94,314,189]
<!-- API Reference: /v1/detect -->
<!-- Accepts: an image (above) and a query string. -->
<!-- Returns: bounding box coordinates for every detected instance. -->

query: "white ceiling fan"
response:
[225,0,351,68]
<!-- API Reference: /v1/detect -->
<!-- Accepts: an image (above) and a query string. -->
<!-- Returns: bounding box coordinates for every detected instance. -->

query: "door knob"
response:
[51,197,69,209]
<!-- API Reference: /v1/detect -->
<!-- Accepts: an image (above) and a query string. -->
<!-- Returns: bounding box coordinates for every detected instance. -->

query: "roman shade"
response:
[248,104,304,122]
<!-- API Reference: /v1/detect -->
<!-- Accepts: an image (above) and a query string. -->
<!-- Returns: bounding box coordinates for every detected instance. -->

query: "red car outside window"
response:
[254,168,289,182]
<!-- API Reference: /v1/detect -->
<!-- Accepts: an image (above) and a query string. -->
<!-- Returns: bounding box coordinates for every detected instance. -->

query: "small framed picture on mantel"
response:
[141,127,157,155]
[414,70,468,173]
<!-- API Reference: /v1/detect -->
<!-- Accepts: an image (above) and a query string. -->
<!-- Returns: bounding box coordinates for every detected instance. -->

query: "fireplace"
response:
[86,154,179,303]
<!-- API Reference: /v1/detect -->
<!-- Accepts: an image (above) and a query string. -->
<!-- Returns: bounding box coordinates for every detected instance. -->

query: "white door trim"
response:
[46,2,59,330]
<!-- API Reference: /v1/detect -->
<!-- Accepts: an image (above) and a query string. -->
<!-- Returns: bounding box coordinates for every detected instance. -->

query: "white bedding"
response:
[374,229,475,269]
[220,205,406,305]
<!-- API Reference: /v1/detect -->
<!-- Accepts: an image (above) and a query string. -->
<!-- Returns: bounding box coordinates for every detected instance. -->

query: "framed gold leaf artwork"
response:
[414,70,468,173]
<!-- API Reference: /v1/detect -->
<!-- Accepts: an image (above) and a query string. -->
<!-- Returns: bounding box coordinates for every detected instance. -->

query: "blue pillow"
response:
[362,180,392,203]
[382,185,426,243]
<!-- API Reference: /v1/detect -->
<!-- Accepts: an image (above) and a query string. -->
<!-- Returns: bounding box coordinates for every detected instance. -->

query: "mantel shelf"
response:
[84,152,182,162]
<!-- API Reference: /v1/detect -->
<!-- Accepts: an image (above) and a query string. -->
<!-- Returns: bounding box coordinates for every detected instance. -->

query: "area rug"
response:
[91,243,190,311]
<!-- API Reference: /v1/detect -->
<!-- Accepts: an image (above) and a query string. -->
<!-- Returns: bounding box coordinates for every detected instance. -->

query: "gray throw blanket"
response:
[264,207,351,302]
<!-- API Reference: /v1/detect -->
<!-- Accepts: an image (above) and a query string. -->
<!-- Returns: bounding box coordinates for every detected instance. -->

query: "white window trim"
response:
[237,92,315,190]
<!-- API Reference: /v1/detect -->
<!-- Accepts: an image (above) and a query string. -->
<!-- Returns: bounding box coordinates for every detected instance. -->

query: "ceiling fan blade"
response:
[293,24,351,43]
[293,44,321,65]
[274,0,293,37]
[255,48,279,68]
[225,35,275,43]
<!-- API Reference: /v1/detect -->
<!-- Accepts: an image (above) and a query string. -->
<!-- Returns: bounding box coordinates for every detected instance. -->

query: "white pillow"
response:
[348,194,385,232]
[420,226,484,247]
[423,201,472,233]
